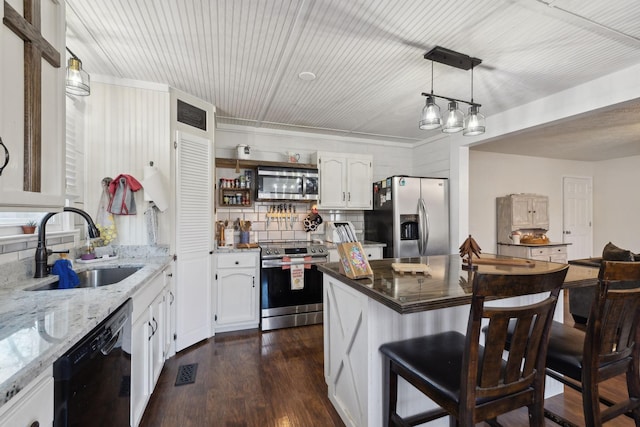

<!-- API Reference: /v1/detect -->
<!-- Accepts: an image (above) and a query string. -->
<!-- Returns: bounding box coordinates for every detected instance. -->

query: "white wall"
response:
[81,77,171,245]
[468,151,593,253]
[593,155,640,253]
[215,124,414,181]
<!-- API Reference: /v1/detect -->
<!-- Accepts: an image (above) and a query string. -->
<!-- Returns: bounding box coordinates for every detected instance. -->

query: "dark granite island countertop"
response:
[318,253,598,315]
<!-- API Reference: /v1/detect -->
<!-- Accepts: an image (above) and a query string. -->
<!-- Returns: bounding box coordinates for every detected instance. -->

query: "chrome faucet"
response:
[34,207,101,278]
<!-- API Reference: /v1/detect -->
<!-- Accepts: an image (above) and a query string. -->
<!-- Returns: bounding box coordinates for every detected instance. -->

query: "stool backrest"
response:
[465,266,568,403]
[587,261,640,368]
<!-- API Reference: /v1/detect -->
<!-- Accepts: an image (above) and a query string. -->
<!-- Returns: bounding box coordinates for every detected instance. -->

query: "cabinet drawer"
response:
[218,253,257,269]
[530,246,567,257]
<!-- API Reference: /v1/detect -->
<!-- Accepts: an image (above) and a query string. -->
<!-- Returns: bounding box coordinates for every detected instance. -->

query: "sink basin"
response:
[28,266,142,291]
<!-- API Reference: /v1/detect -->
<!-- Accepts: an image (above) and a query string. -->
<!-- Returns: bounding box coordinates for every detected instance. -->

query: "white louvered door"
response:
[175,130,212,351]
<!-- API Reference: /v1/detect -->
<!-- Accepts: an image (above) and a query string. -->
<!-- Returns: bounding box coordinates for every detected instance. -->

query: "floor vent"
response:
[175,363,198,386]
[119,375,131,397]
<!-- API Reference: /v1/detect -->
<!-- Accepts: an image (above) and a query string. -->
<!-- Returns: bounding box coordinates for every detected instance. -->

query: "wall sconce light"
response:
[418,46,485,136]
[65,47,90,96]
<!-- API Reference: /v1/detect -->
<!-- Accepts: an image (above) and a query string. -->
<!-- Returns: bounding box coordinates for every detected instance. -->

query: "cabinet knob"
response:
[235,261,239,265]
[30,422,40,427]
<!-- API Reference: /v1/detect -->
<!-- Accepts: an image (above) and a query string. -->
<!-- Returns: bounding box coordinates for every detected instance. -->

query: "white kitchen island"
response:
[319,255,599,427]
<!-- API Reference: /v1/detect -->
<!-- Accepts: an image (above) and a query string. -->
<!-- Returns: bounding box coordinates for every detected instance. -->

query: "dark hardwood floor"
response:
[140,325,344,427]
[141,299,633,426]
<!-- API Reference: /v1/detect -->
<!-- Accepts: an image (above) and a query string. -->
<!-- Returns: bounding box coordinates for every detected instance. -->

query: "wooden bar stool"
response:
[379,266,568,427]
[543,260,640,427]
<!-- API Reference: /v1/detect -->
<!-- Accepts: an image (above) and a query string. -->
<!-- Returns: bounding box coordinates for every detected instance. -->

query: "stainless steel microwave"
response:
[256,166,319,201]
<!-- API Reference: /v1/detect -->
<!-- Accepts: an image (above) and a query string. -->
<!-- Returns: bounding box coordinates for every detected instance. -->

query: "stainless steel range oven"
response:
[260,240,327,331]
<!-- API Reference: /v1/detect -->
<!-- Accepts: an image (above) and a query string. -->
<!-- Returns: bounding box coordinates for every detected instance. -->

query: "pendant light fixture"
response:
[443,101,464,133]
[65,47,90,96]
[418,46,485,136]
[463,66,486,136]
[418,61,442,130]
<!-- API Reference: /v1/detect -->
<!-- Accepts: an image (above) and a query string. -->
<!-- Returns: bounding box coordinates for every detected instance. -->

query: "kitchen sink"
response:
[28,266,142,291]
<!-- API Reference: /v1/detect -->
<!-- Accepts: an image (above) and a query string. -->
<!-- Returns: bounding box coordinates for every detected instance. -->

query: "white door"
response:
[175,131,212,351]
[563,176,593,260]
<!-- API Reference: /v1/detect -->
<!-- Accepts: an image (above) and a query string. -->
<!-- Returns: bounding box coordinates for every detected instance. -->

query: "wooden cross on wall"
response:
[3,0,61,192]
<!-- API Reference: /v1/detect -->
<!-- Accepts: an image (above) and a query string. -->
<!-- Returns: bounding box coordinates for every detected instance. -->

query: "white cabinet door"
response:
[175,131,213,351]
[315,152,373,210]
[131,312,151,427]
[150,292,165,387]
[511,196,532,228]
[317,155,347,208]
[216,269,256,326]
[0,0,65,210]
[531,196,549,228]
[214,252,259,333]
[0,368,53,427]
[164,268,176,358]
[130,268,168,427]
[346,157,372,209]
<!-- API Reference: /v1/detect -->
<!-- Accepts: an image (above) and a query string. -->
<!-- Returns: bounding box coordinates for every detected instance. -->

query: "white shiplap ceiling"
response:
[64,0,640,159]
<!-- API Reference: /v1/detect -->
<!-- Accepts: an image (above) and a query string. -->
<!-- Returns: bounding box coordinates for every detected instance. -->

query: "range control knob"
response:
[317,247,324,253]
[311,248,316,253]
[264,249,271,255]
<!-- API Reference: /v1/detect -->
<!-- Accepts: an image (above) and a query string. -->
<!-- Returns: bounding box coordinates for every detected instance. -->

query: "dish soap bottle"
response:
[81,238,96,260]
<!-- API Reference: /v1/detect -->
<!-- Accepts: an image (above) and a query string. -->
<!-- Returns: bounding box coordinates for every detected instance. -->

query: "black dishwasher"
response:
[53,299,132,427]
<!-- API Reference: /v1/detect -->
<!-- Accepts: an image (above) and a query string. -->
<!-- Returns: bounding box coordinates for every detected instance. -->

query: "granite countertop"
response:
[214,246,261,253]
[498,242,569,247]
[0,253,173,408]
[323,240,387,249]
[318,254,598,315]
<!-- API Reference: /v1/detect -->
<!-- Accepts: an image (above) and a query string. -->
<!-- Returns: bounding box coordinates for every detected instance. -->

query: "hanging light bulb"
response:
[418,60,442,130]
[419,95,441,130]
[463,105,485,136]
[65,48,90,96]
[442,101,464,133]
[463,65,484,136]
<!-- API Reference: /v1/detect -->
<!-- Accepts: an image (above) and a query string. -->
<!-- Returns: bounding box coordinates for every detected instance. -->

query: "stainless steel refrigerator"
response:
[365,176,449,258]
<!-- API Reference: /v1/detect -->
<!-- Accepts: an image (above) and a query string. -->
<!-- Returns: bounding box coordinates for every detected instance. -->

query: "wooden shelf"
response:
[219,187,252,207]
[215,157,317,170]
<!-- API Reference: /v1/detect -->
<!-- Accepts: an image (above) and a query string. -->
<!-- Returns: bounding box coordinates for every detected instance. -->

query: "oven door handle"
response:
[262,258,327,267]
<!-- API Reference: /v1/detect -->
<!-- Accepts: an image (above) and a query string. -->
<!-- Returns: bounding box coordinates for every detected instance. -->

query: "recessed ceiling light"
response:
[298,71,316,81]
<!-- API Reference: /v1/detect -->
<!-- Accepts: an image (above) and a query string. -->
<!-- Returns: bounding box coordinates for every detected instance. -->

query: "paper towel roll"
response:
[142,165,169,212]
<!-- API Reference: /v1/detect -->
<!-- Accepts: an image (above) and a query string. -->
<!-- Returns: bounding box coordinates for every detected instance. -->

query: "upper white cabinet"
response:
[0,0,66,210]
[312,151,373,210]
[496,194,549,243]
[214,252,260,333]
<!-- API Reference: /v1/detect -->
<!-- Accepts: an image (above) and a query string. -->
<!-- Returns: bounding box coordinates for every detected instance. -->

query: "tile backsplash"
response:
[216,201,364,243]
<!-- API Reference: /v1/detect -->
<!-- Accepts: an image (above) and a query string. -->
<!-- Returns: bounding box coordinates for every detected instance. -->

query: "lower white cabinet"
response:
[214,252,260,333]
[497,244,568,263]
[0,368,53,427]
[131,265,173,427]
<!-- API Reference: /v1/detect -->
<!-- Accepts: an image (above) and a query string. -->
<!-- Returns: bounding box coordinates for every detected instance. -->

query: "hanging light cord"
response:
[66,47,79,60]
[470,66,474,104]
[430,60,434,95]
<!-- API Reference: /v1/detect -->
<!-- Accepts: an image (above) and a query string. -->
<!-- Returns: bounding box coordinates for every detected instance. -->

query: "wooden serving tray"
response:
[463,257,535,268]
[391,263,430,275]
